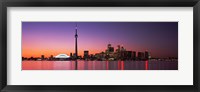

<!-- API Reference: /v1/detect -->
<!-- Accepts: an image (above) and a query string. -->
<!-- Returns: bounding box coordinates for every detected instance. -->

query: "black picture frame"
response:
[0,0,199,92]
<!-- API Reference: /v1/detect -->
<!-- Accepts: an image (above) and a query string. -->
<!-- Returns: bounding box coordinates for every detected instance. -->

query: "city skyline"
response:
[22,22,178,58]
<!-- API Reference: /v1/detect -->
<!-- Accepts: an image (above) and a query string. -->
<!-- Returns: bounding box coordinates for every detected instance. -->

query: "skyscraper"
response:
[138,52,144,60]
[145,51,150,60]
[70,53,73,58]
[84,50,89,60]
[75,23,78,59]
[126,51,132,60]
[132,51,136,60]
[107,44,114,53]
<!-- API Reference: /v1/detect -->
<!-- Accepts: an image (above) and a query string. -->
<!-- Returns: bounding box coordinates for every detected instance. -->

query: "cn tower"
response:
[75,23,78,59]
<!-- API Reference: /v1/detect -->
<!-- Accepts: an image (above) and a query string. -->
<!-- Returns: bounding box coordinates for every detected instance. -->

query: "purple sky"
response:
[22,22,178,58]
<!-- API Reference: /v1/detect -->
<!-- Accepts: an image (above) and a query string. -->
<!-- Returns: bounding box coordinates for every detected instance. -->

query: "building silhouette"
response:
[75,23,78,59]
[49,55,54,60]
[138,52,144,60]
[132,51,136,60]
[107,44,114,52]
[126,51,132,60]
[70,53,73,58]
[41,55,45,60]
[145,51,150,60]
[84,50,89,60]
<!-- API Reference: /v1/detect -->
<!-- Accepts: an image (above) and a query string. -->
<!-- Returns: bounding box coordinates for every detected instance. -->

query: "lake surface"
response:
[22,60,178,70]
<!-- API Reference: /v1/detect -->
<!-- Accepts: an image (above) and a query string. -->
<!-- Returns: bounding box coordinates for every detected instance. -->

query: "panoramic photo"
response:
[22,22,178,70]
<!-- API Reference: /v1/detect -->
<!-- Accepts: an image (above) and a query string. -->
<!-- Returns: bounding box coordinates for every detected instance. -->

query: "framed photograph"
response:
[0,0,199,92]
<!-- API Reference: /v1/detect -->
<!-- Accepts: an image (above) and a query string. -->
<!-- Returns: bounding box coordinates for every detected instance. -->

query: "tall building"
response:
[105,44,114,59]
[126,51,132,60]
[70,53,73,58]
[107,44,114,52]
[90,54,94,60]
[116,45,121,52]
[132,51,136,60]
[115,45,121,59]
[84,50,89,60]
[145,51,150,60]
[75,23,78,59]
[138,52,144,60]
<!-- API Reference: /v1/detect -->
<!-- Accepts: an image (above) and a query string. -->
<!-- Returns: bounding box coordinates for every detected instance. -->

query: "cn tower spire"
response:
[75,23,78,59]
[75,23,78,34]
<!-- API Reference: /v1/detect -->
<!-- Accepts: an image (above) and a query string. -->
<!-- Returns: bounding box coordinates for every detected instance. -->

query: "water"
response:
[22,60,178,70]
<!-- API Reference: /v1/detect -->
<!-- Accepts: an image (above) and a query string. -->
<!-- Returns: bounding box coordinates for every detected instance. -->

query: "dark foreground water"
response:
[22,60,178,70]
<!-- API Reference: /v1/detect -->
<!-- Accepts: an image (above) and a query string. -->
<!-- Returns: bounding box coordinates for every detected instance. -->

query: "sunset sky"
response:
[22,22,178,58]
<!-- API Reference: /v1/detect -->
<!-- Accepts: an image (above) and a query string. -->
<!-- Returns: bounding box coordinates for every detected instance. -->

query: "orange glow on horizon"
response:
[22,48,105,58]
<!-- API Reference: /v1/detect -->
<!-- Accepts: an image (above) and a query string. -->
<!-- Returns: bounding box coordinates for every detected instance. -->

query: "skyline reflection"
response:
[22,60,178,70]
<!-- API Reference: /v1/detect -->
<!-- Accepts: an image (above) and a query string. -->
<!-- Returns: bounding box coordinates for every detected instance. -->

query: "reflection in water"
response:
[22,60,178,70]
[145,60,148,70]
